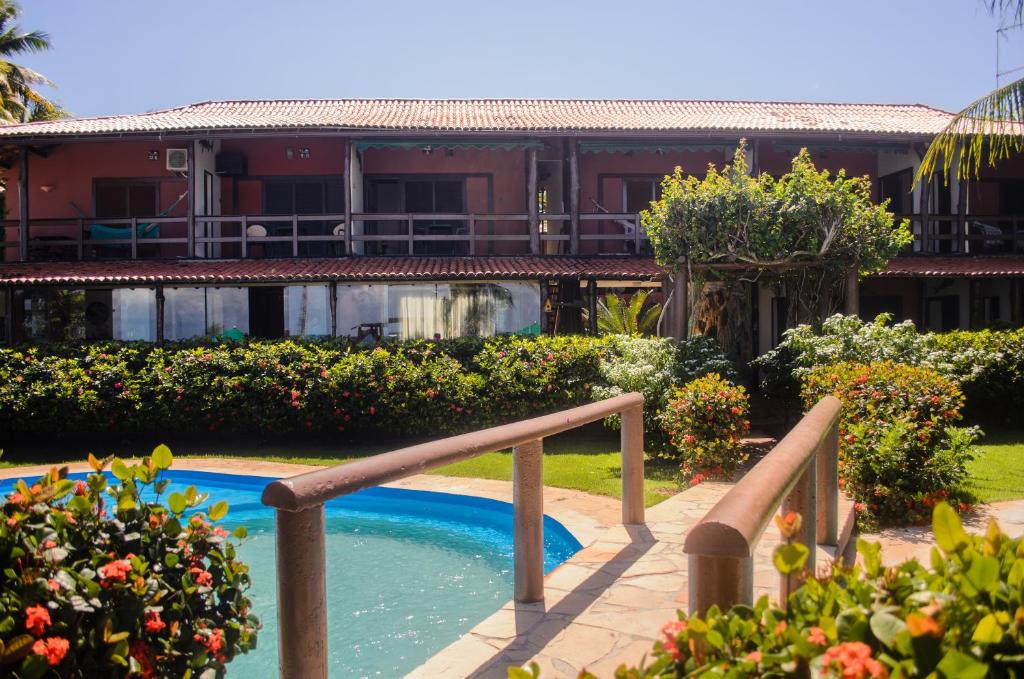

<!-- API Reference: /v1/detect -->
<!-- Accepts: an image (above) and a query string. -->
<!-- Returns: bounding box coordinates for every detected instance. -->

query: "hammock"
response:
[77,192,188,242]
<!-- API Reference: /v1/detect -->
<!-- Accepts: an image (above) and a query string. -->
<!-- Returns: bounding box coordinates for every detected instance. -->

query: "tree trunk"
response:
[691,281,753,365]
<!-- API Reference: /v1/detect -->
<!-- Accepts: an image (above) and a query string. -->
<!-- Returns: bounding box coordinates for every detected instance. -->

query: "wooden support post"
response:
[18,146,28,262]
[527,146,539,255]
[621,405,645,525]
[240,215,248,259]
[155,286,165,344]
[845,268,859,318]
[276,507,328,679]
[329,283,338,336]
[569,141,580,256]
[513,438,544,603]
[343,139,353,257]
[816,418,839,546]
[186,144,195,259]
[671,268,689,339]
[130,217,138,260]
[587,279,598,335]
[780,459,817,599]
[407,214,415,254]
[291,215,299,257]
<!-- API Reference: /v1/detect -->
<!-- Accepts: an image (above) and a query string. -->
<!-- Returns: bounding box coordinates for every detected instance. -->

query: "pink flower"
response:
[745,651,762,663]
[807,626,827,645]
[98,557,134,587]
[190,567,213,587]
[25,604,51,635]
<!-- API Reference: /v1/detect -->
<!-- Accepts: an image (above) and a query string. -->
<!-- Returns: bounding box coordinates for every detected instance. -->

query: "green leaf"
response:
[772,542,809,575]
[869,611,906,648]
[117,491,136,511]
[152,444,173,470]
[232,526,248,539]
[933,502,969,554]
[168,492,186,515]
[857,538,882,578]
[208,501,228,522]
[936,650,988,679]
[68,495,92,514]
[972,614,1004,644]
[110,458,131,482]
[164,553,180,567]
[965,555,1001,593]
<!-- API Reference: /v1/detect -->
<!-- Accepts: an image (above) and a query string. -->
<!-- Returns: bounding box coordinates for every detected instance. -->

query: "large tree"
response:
[919,1,1024,180]
[0,0,57,123]
[643,143,910,359]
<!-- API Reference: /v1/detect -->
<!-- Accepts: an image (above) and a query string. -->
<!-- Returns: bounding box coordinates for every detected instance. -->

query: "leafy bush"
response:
[0,447,258,677]
[659,373,750,481]
[550,502,1023,679]
[929,328,1024,425]
[592,335,735,442]
[0,336,621,440]
[753,314,946,401]
[802,361,977,529]
[754,314,1024,425]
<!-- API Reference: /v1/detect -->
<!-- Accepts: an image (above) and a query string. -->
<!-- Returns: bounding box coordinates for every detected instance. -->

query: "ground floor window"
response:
[336,282,540,341]
[13,288,157,342]
[284,285,331,337]
[164,287,249,340]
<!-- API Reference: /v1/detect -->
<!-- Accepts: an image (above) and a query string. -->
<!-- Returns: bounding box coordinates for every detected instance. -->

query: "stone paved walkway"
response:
[873,499,1024,566]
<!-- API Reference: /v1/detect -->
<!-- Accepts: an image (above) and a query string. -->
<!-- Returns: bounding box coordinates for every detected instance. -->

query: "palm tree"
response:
[591,289,662,336]
[918,1,1024,180]
[0,1,57,124]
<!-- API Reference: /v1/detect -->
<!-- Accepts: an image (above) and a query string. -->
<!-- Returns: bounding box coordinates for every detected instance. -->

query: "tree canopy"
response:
[0,0,59,123]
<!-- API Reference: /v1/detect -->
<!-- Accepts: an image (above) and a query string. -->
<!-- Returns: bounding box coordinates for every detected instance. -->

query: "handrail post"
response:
[513,438,544,603]
[276,506,328,679]
[620,405,645,525]
[687,553,753,615]
[816,417,839,546]
[292,215,299,257]
[780,458,816,600]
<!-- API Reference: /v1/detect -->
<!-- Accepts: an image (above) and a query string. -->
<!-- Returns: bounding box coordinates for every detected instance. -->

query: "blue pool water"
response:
[1,470,581,677]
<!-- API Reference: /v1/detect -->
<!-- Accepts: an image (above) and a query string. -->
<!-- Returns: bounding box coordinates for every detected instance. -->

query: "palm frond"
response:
[917,76,1024,183]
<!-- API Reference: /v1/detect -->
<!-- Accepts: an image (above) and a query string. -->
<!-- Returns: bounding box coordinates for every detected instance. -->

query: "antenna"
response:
[996,19,1024,87]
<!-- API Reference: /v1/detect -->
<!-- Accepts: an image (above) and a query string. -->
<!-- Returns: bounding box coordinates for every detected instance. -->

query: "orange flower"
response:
[822,641,888,678]
[98,557,133,587]
[745,651,762,663]
[32,637,69,666]
[807,626,827,645]
[24,604,51,635]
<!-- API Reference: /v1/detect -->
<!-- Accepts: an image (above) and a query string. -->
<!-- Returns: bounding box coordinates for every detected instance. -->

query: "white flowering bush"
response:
[594,335,735,444]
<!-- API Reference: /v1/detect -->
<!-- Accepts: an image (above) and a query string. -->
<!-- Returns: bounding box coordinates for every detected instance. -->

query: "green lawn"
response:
[0,425,681,507]
[967,428,1024,503]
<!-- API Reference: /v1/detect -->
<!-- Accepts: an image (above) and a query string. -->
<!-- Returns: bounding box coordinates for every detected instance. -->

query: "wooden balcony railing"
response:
[0,211,650,261]
[260,393,645,679]
[898,214,1024,254]
[683,396,841,614]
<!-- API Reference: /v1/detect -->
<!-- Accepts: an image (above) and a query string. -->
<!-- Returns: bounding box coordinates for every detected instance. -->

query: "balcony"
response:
[1,211,651,261]
[899,214,1024,255]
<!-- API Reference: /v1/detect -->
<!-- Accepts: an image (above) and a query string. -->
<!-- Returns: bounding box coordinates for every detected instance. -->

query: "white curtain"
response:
[393,285,444,339]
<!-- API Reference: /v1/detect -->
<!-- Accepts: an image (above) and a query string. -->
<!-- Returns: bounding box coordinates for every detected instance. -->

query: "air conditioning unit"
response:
[166,148,188,172]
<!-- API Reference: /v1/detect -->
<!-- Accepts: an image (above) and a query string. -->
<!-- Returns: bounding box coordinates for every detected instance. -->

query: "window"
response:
[364,177,468,255]
[262,178,345,257]
[623,178,663,213]
[284,285,331,337]
[95,181,159,218]
[111,289,157,341]
[164,287,249,340]
[335,282,539,340]
[925,296,960,332]
[18,289,86,342]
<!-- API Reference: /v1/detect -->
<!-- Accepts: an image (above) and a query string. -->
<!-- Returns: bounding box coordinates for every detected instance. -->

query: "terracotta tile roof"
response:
[0,256,666,286]
[875,255,1024,277]
[0,99,954,139]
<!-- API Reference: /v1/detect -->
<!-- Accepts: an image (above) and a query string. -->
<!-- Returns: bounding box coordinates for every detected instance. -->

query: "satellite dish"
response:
[247,224,267,238]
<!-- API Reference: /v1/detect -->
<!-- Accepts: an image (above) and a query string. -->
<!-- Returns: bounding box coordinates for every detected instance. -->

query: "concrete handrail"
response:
[683,396,841,614]
[262,393,646,679]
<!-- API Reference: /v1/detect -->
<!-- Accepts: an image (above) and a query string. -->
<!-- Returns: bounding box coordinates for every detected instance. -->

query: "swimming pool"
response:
[1,469,582,677]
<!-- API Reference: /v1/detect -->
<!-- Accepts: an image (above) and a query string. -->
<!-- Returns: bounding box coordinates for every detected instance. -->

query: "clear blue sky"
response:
[17,1,1022,118]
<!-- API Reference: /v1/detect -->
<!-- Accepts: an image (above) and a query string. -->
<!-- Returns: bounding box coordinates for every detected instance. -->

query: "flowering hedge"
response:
[0,446,257,677]
[515,502,1023,678]
[802,361,977,529]
[929,327,1024,424]
[659,373,750,482]
[0,335,736,443]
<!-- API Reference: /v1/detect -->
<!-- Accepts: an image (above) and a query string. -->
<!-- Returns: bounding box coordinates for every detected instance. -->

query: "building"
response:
[0,99,1021,349]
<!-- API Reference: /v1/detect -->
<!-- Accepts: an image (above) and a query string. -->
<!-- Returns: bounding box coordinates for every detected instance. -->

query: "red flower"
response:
[143,610,166,633]
[98,557,133,587]
[660,620,686,662]
[190,567,213,587]
[822,641,888,678]
[130,640,156,678]
[369,406,377,416]
[195,628,225,657]
[25,604,51,635]
[74,480,88,496]
[114,382,123,390]
[807,626,827,645]
[32,637,69,666]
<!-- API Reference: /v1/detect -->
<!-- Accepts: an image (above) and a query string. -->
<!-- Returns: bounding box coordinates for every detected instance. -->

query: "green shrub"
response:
[543,503,1023,679]
[753,314,946,401]
[0,447,258,677]
[929,328,1024,425]
[592,335,734,443]
[802,361,977,529]
[659,373,750,481]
